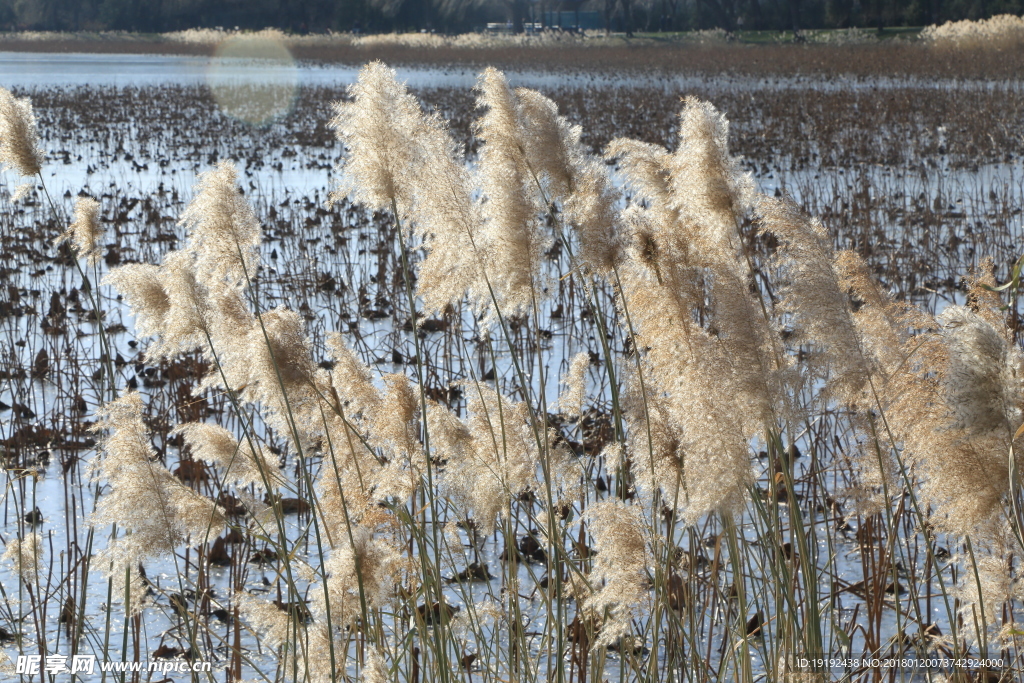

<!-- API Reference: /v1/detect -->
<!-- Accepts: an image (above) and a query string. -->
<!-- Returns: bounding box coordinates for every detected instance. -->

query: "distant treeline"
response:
[1,0,1022,35]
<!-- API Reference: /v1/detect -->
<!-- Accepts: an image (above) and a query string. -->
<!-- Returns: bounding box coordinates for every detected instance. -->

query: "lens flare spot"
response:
[207,35,298,126]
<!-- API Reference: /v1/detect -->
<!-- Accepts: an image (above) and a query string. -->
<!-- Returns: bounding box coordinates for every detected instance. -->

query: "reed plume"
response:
[366,372,424,501]
[474,68,550,317]
[329,61,425,212]
[673,98,785,425]
[174,422,284,490]
[197,283,258,392]
[331,61,484,315]
[179,160,262,287]
[903,302,1024,537]
[757,196,870,402]
[429,399,505,536]
[515,88,622,273]
[235,591,293,648]
[558,351,591,420]
[317,525,403,626]
[0,86,43,178]
[622,370,686,510]
[317,334,386,515]
[1,532,42,586]
[32,59,1024,682]
[407,117,485,315]
[431,385,540,535]
[668,96,756,265]
[610,97,782,522]
[579,499,649,649]
[54,196,104,265]
[831,250,937,512]
[616,269,754,522]
[938,305,1023,437]
[102,263,171,341]
[326,332,381,417]
[104,248,210,360]
[466,384,539,506]
[89,392,226,590]
[151,250,211,357]
[244,307,319,415]
[360,648,389,683]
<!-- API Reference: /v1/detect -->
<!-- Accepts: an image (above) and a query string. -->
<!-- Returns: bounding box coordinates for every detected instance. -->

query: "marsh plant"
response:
[2,60,1024,683]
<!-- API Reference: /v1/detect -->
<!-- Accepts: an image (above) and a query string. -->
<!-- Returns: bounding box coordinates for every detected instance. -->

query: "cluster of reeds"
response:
[7,28,1024,80]
[2,60,1024,683]
[921,14,1024,50]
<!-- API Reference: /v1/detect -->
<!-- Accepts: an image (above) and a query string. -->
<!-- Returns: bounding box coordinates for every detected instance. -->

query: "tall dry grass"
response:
[1,59,1024,683]
[5,26,1024,79]
[922,14,1024,50]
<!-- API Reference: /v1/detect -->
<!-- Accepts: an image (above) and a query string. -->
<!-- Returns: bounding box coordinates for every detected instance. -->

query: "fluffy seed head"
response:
[939,305,1024,436]
[330,61,425,211]
[179,161,261,287]
[580,500,649,649]
[670,96,756,262]
[360,648,389,683]
[104,263,171,340]
[1,532,43,585]
[89,392,226,582]
[516,88,622,273]
[558,352,590,419]
[54,197,105,265]
[175,422,284,490]
[317,526,404,626]
[474,67,550,317]
[327,332,381,416]
[757,196,869,402]
[0,87,44,177]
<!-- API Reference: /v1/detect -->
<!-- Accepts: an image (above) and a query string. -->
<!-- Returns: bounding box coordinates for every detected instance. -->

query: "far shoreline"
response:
[0,31,1021,80]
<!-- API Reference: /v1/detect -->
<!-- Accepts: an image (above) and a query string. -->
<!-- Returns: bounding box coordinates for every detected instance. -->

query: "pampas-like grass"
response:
[243,306,320,426]
[54,196,104,264]
[428,400,505,536]
[315,525,404,627]
[558,352,591,420]
[179,160,262,287]
[332,62,485,316]
[235,590,294,648]
[366,372,424,501]
[474,68,550,317]
[103,262,170,340]
[329,61,426,213]
[515,88,622,273]
[0,532,42,586]
[90,392,226,598]
[757,196,870,402]
[622,369,686,511]
[669,97,757,263]
[430,384,541,536]
[174,422,284,490]
[0,86,44,177]
[359,648,390,683]
[579,499,649,649]
[939,305,1024,438]
[617,272,754,522]
[608,96,789,522]
[105,246,213,360]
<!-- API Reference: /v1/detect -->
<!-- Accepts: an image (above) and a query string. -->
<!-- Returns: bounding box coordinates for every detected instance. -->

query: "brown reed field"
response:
[3,25,1024,79]
[1,26,1024,683]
